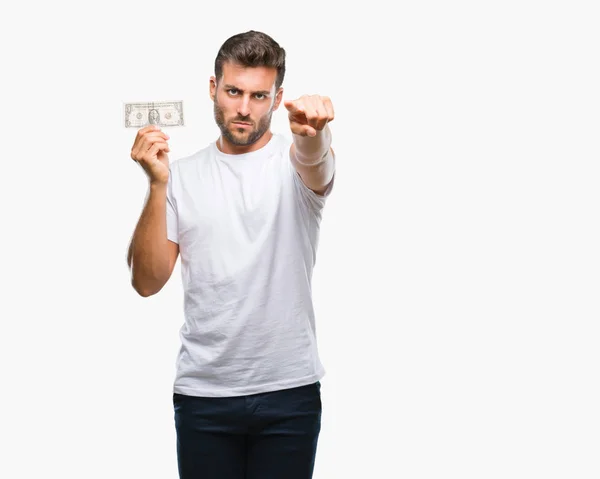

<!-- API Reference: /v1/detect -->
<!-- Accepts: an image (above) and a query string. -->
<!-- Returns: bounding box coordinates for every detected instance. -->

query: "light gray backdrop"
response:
[2,0,599,478]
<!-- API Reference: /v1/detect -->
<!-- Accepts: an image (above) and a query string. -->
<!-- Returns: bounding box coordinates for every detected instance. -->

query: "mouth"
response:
[232,121,252,128]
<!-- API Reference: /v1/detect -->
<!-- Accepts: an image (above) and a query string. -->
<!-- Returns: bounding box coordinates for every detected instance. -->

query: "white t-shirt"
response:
[166,133,334,397]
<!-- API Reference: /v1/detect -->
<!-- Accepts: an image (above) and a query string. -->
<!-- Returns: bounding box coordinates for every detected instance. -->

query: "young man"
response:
[127,30,335,479]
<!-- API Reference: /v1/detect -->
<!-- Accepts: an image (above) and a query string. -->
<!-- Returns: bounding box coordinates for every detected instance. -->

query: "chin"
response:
[231,130,250,140]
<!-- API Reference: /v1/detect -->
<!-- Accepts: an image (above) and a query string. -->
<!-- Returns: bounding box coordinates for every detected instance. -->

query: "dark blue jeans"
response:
[173,381,322,479]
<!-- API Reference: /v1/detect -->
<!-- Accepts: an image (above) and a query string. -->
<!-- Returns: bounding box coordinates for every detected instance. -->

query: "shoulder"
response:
[169,143,213,173]
[273,132,293,151]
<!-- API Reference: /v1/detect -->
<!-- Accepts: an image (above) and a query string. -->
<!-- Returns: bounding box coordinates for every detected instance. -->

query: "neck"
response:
[216,130,273,155]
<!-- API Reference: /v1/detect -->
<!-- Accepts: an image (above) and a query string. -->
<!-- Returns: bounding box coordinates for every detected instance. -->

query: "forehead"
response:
[220,62,278,91]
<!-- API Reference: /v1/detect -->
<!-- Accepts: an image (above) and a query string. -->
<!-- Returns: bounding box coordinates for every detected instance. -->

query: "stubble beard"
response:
[214,99,272,147]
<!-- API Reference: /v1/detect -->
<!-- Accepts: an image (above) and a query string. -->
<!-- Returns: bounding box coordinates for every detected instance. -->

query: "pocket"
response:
[315,382,322,411]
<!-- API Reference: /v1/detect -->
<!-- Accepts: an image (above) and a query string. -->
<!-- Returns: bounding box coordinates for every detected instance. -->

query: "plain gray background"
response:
[1,0,599,477]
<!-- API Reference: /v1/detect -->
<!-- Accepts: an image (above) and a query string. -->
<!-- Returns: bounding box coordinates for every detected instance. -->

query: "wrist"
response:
[292,126,331,164]
[149,180,168,191]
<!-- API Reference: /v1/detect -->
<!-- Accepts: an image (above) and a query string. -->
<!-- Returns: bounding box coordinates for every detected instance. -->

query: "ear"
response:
[272,87,284,111]
[209,76,217,102]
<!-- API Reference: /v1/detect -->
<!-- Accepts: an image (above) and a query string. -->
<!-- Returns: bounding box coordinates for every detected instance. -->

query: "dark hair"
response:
[214,30,286,90]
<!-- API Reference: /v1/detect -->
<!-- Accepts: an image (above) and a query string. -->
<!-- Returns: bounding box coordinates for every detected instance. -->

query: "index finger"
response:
[137,124,162,136]
[284,100,303,113]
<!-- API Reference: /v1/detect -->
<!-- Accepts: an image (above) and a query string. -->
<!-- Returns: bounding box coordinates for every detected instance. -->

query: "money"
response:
[124,101,184,128]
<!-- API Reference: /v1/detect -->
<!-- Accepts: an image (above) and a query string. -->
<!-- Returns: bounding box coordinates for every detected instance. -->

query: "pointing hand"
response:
[284,94,335,137]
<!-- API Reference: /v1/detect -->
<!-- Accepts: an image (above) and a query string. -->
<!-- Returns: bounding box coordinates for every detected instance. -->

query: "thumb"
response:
[301,125,317,137]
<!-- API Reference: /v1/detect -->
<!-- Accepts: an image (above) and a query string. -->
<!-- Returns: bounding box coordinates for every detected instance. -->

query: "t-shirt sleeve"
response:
[166,163,179,244]
[289,148,336,214]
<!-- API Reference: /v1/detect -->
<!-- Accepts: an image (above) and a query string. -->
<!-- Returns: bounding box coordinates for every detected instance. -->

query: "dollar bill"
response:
[124,101,184,128]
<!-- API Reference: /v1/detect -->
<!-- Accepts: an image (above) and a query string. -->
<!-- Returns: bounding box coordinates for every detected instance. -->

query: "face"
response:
[210,62,283,152]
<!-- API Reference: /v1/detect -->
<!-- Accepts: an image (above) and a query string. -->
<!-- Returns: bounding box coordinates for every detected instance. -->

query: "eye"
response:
[254,93,266,100]
[227,88,239,95]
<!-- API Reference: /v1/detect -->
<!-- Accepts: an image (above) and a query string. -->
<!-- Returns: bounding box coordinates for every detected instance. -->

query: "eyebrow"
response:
[223,84,271,96]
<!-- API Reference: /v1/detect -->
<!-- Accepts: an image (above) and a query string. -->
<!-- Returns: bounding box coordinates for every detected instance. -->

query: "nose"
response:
[237,95,251,117]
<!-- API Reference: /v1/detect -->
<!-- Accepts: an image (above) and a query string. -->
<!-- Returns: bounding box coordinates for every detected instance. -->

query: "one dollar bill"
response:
[124,101,184,128]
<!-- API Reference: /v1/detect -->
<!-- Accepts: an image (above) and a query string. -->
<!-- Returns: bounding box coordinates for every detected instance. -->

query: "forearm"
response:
[128,182,171,296]
[292,124,332,165]
[291,125,335,193]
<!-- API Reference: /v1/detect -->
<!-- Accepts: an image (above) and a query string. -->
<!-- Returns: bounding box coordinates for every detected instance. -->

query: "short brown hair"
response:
[214,30,286,90]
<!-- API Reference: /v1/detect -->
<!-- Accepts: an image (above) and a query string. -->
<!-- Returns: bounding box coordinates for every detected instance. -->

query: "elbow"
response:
[132,281,154,297]
[129,259,170,297]
[135,287,156,298]
[131,276,161,298]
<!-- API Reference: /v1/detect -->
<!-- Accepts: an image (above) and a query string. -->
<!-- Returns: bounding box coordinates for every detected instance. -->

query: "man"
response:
[148,108,160,125]
[127,30,335,479]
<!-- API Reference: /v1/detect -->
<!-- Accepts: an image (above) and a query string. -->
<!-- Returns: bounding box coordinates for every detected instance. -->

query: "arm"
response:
[285,95,336,196]
[290,125,335,196]
[127,182,179,297]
